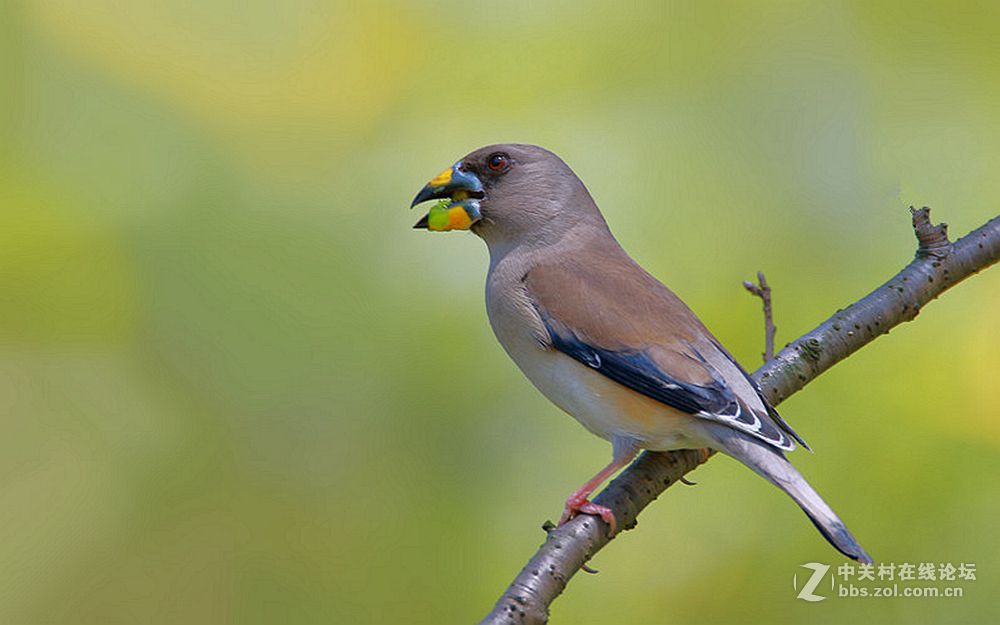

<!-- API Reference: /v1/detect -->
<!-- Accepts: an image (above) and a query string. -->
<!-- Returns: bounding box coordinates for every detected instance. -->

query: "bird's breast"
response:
[484,269,703,450]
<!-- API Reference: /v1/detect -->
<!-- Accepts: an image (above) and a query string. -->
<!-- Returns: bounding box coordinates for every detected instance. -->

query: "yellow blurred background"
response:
[1,2,998,623]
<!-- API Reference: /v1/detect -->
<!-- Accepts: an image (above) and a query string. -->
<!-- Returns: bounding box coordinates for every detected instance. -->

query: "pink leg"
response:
[558,452,636,532]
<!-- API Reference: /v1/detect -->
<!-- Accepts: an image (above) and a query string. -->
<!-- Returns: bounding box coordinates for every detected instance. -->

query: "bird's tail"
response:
[704,423,873,563]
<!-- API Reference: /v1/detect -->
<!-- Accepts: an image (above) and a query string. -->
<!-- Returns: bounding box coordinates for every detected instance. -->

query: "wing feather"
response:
[525,252,805,451]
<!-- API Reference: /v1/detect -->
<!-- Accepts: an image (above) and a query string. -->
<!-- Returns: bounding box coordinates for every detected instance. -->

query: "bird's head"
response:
[410,144,604,248]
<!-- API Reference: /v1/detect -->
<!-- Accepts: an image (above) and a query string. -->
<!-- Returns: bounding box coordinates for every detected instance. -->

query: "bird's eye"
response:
[487,153,510,172]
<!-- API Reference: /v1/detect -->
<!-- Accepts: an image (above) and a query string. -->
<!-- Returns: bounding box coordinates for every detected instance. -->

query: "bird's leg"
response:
[558,450,636,533]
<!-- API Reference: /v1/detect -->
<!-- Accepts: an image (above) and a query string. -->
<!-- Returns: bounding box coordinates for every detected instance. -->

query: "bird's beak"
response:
[410,162,484,231]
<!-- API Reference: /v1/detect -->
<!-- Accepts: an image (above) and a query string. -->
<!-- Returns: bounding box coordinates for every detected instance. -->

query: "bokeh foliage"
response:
[1,2,998,624]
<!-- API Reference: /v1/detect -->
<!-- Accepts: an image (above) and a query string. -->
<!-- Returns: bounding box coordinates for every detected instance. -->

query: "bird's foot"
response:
[696,447,711,463]
[559,494,616,533]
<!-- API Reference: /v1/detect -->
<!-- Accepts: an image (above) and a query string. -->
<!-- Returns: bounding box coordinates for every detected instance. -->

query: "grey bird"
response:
[411,143,872,563]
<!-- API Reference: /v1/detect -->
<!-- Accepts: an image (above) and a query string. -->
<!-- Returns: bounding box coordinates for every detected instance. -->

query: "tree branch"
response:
[480,207,1000,625]
[743,271,776,362]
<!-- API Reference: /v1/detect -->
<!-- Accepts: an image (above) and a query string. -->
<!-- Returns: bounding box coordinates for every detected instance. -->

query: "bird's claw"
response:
[560,497,617,533]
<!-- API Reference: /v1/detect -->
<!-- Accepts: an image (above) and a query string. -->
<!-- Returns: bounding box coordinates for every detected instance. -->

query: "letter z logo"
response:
[794,563,830,602]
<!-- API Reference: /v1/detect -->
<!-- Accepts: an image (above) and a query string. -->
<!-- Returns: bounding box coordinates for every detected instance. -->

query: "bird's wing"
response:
[524,249,806,451]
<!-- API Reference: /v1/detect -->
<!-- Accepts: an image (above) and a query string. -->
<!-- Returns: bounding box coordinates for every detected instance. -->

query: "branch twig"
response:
[480,207,1000,625]
[743,271,776,362]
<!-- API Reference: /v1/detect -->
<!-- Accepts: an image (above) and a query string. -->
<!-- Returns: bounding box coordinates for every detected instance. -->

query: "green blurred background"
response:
[1,1,998,623]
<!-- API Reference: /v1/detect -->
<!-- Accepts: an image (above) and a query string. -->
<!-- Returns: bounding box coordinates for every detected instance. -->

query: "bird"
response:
[410,143,872,563]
